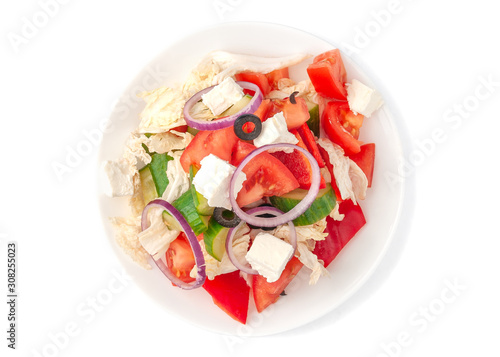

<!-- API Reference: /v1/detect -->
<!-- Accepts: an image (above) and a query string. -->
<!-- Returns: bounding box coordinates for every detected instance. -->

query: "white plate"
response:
[97,22,406,336]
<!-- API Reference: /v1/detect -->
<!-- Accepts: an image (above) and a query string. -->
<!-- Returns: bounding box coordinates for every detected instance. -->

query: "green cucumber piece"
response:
[189,166,214,216]
[187,126,199,136]
[270,183,336,226]
[139,165,158,205]
[162,211,183,231]
[171,190,209,236]
[149,153,173,197]
[203,216,229,261]
[306,102,320,137]
[219,94,252,117]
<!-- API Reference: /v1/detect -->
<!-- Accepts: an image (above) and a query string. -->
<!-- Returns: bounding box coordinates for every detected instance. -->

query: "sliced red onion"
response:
[141,199,206,290]
[225,206,297,275]
[183,81,263,131]
[229,143,321,227]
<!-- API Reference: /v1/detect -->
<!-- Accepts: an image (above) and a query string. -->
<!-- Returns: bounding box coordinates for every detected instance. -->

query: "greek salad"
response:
[104,49,383,324]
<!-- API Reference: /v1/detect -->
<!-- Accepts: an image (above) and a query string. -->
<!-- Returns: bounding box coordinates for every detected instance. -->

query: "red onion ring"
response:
[183,81,263,131]
[141,199,206,290]
[229,143,321,227]
[225,206,297,275]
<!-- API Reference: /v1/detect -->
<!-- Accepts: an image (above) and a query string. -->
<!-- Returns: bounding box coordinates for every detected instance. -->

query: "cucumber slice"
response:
[203,216,230,261]
[189,165,214,216]
[219,94,252,117]
[306,102,320,137]
[172,189,209,236]
[270,183,336,226]
[139,165,158,205]
[149,153,173,197]
[162,211,183,231]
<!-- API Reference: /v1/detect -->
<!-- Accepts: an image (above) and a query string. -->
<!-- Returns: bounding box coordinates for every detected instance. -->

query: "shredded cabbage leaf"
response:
[272,219,329,285]
[268,78,319,104]
[317,138,367,204]
[145,130,193,154]
[110,216,151,269]
[137,87,187,134]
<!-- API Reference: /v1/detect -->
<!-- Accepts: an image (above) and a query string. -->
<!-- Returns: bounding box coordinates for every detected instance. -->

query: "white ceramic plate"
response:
[97,22,405,336]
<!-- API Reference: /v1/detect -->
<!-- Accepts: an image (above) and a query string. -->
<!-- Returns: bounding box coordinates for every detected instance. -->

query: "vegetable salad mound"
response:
[104,49,383,324]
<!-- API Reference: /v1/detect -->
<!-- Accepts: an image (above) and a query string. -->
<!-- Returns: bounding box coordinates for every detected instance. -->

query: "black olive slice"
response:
[289,91,299,104]
[213,207,241,228]
[233,114,262,141]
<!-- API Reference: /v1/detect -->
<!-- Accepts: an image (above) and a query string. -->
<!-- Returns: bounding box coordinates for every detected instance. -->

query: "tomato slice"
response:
[349,143,375,187]
[271,130,326,190]
[203,271,250,324]
[265,67,290,90]
[165,233,195,284]
[312,200,366,268]
[322,101,364,156]
[231,141,300,207]
[307,49,347,100]
[252,256,303,313]
[180,126,239,172]
[235,71,271,96]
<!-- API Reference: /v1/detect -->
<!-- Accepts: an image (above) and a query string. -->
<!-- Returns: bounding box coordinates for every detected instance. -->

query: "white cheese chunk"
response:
[102,160,134,197]
[347,79,384,117]
[192,154,246,210]
[245,232,294,283]
[201,77,244,116]
[253,112,298,152]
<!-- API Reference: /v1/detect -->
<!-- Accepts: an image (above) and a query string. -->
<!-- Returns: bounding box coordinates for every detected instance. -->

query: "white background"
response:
[1,0,499,356]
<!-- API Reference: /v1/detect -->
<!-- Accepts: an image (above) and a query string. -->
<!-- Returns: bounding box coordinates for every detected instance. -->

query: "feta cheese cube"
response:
[102,160,134,197]
[347,79,384,117]
[245,232,294,283]
[201,77,244,116]
[253,112,298,152]
[192,154,246,210]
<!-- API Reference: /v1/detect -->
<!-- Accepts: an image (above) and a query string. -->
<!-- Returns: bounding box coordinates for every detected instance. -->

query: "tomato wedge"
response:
[313,49,348,79]
[273,95,310,130]
[231,141,300,207]
[252,256,303,313]
[265,67,290,90]
[349,143,375,187]
[307,49,348,100]
[253,99,274,121]
[313,200,366,267]
[203,271,250,324]
[180,126,239,172]
[165,233,195,284]
[235,71,271,96]
[252,96,310,130]
[322,101,364,156]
